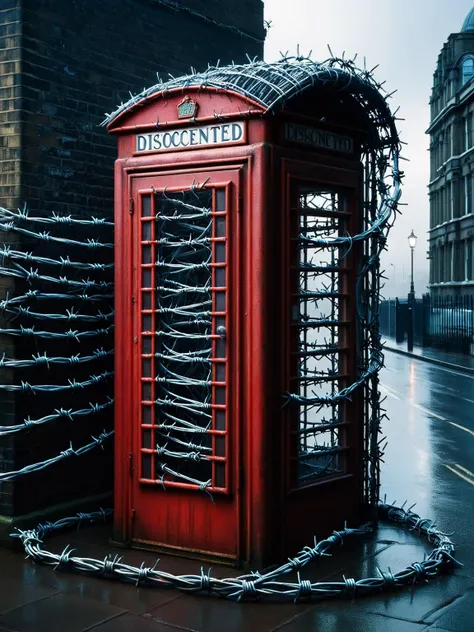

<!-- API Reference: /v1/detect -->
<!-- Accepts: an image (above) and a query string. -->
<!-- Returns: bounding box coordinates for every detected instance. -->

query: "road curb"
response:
[383,345,474,375]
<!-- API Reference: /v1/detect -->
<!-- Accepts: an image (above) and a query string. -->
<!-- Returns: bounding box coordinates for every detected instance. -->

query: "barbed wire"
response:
[0,245,113,271]
[0,348,112,369]
[4,305,113,322]
[0,397,113,437]
[0,290,113,305]
[0,264,113,290]
[0,203,114,483]
[0,370,113,393]
[0,430,114,482]
[0,206,114,226]
[0,220,113,249]
[0,325,113,339]
[12,501,460,602]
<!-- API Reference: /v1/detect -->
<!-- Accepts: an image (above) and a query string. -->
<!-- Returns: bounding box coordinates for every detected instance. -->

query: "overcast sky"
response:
[264,0,474,297]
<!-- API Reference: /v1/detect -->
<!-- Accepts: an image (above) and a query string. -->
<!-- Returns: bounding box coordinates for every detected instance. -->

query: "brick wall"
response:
[0,0,22,518]
[0,0,264,521]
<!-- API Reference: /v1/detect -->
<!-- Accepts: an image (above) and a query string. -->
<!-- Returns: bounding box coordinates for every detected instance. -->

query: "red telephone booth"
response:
[107,59,400,568]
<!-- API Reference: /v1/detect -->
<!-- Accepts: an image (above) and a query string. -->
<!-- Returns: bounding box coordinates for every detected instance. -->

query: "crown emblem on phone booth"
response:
[177,96,198,119]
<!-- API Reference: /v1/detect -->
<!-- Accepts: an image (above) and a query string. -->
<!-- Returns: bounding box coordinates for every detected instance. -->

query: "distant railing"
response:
[380,294,474,355]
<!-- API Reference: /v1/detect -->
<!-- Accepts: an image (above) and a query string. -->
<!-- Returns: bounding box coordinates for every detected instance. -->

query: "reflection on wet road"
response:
[379,351,474,545]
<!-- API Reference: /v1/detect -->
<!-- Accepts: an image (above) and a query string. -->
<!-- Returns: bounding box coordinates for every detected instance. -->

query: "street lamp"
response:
[408,229,417,300]
[407,230,417,352]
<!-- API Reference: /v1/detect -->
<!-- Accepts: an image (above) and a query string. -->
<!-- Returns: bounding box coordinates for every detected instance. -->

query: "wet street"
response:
[1,349,474,631]
[380,351,474,554]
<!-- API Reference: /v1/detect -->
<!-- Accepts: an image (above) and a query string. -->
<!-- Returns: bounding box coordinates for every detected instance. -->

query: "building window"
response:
[462,57,474,86]
[438,185,444,223]
[470,240,474,281]
[465,175,472,215]
[450,243,455,282]
[445,125,451,161]
[465,114,473,151]
[464,241,469,281]
[450,181,455,219]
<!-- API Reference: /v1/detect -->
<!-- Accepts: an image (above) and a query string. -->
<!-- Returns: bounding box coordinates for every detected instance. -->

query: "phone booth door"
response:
[128,167,243,562]
[281,158,364,553]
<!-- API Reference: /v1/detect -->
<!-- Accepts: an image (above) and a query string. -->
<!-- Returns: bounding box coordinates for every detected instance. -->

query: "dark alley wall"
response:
[0,0,264,527]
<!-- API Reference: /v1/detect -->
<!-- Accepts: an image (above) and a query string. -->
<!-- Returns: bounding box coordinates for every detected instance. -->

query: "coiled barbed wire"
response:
[12,502,460,602]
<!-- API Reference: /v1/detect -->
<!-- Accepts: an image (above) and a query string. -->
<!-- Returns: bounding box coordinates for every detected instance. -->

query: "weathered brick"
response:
[0,0,264,519]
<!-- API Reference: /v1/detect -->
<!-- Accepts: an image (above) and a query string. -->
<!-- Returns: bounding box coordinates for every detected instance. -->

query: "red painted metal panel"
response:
[126,167,244,561]
[278,156,365,557]
[112,110,367,567]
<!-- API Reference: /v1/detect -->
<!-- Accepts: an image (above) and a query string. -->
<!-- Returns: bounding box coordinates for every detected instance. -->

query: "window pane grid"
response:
[290,187,350,486]
[138,186,229,492]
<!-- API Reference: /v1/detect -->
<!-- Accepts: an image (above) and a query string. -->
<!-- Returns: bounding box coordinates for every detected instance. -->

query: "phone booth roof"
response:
[104,56,400,153]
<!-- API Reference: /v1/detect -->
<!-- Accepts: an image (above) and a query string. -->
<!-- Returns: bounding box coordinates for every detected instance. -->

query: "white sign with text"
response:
[136,122,245,153]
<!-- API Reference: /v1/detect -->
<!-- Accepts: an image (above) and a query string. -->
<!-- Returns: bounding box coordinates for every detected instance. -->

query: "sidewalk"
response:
[2,340,474,631]
[382,337,474,373]
[1,517,473,632]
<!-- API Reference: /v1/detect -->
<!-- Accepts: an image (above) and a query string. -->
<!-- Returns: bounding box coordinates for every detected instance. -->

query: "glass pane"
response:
[142,221,152,241]
[216,338,225,358]
[142,336,152,354]
[142,405,152,424]
[215,363,225,382]
[215,243,226,263]
[142,245,152,263]
[294,186,346,486]
[138,184,230,492]
[142,195,152,217]
[215,410,226,431]
[151,187,214,488]
[142,314,152,331]
[215,436,226,456]
[142,358,152,377]
[142,268,152,287]
[142,453,152,479]
[142,382,152,400]
[215,292,226,311]
[215,268,225,287]
[142,293,152,310]
[216,189,226,212]
[216,218,226,237]
[215,462,226,488]
[142,428,152,448]
[214,387,226,405]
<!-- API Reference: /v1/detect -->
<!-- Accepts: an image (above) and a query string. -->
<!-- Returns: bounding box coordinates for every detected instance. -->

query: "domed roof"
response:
[462,7,474,31]
[103,57,400,152]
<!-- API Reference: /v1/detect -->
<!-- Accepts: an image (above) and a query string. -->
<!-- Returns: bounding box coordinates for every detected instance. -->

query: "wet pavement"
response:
[1,350,474,631]
[382,337,474,372]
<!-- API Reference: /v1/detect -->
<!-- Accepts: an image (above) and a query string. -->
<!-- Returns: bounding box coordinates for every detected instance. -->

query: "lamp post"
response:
[408,230,417,301]
[407,230,417,351]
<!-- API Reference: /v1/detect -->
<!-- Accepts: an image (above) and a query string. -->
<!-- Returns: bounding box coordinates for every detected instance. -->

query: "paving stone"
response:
[425,589,474,629]
[89,612,192,631]
[147,595,313,632]
[1,546,181,615]
[277,609,427,632]
[0,576,59,616]
[0,593,127,632]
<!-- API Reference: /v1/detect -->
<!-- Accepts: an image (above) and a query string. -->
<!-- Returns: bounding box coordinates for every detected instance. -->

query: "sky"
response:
[264,0,474,298]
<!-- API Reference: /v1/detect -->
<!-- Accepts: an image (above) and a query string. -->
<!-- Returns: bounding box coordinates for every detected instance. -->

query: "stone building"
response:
[0,0,264,539]
[428,7,474,297]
